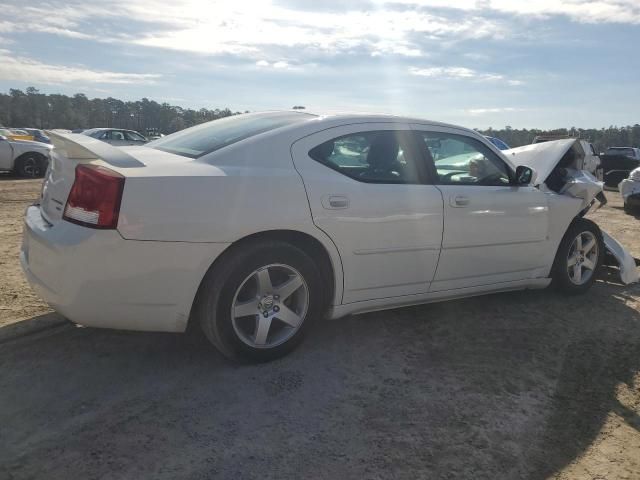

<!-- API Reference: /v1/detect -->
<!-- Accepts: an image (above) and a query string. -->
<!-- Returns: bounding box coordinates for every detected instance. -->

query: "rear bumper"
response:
[21,206,230,333]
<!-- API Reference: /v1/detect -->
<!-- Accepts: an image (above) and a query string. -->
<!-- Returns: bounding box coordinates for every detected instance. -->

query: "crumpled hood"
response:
[503,139,581,186]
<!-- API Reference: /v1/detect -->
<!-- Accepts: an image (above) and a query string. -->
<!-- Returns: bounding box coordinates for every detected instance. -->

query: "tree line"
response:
[0,87,243,135]
[477,125,640,153]
[1,88,638,151]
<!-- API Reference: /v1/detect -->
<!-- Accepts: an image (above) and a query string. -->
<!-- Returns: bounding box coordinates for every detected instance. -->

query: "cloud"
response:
[0,20,15,32]
[0,50,162,85]
[409,66,476,78]
[256,60,291,69]
[391,0,640,24]
[408,66,522,84]
[466,107,524,115]
[0,0,505,61]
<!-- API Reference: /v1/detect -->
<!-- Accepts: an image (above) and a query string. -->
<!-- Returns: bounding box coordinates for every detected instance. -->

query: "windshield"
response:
[149,112,314,158]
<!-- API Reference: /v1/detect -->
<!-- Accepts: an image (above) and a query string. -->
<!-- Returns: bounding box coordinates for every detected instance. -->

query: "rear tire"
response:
[14,153,47,178]
[194,241,325,362]
[551,218,603,295]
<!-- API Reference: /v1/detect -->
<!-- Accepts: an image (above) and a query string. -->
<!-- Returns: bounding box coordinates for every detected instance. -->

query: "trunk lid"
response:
[40,131,195,225]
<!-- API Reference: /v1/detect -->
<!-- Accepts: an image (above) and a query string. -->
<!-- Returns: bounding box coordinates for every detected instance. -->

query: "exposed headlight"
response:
[630,168,640,182]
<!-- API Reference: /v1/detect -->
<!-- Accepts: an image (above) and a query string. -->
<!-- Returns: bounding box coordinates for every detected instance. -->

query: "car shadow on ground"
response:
[0,173,42,181]
[610,204,640,220]
[1,278,639,479]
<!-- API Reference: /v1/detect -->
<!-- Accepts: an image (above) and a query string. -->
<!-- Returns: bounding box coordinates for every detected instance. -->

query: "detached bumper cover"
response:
[602,230,639,285]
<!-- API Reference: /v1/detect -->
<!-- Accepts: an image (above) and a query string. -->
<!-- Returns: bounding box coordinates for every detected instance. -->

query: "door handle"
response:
[322,195,349,209]
[450,195,470,207]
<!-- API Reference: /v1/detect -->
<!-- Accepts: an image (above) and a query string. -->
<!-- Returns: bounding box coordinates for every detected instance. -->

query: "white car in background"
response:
[82,128,148,146]
[0,134,53,177]
[21,112,638,362]
[619,167,640,213]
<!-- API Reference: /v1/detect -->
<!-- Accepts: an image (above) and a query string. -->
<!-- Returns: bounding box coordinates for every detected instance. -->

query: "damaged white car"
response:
[21,112,639,362]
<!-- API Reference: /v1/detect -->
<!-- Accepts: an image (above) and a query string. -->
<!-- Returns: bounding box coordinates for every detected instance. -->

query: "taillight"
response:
[63,164,125,229]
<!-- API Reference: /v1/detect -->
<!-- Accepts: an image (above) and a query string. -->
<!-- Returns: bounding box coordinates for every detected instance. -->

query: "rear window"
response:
[149,112,313,158]
[606,148,634,156]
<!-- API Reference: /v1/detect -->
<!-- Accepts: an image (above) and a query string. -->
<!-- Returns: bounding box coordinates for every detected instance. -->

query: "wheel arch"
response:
[186,228,343,332]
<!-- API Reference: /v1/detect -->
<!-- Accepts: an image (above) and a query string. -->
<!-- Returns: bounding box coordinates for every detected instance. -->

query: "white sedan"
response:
[21,112,638,361]
[0,134,52,177]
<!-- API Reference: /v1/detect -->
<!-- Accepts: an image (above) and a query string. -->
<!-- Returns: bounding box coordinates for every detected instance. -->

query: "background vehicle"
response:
[21,112,636,362]
[0,128,34,142]
[599,147,640,188]
[19,128,51,144]
[604,147,640,160]
[484,136,510,150]
[532,135,601,179]
[82,128,148,146]
[0,134,52,177]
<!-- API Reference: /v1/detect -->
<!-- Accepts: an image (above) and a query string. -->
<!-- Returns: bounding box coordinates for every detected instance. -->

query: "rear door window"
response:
[308,130,425,184]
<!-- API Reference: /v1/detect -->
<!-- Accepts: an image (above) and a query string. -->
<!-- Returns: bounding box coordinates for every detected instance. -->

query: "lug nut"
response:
[263,312,269,318]
[274,295,279,300]
[273,306,280,312]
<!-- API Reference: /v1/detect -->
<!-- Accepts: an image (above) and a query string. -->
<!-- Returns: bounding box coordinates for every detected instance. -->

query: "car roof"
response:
[246,110,484,142]
[304,110,472,129]
[84,128,141,133]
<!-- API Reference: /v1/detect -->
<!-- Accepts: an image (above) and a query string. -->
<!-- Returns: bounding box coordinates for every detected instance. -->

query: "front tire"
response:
[194,241,325,362]
[551,218,603,294]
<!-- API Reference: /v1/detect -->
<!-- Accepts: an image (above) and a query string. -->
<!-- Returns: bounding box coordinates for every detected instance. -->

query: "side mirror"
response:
[0,135,7,141]
[514,165,535,185]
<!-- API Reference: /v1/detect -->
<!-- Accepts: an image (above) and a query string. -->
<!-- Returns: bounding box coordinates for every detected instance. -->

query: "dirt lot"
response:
[1,176,639,479]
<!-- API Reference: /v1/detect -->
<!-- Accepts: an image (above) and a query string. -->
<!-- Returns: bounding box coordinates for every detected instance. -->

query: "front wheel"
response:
[194,241,325,362]
[551,218,603,294]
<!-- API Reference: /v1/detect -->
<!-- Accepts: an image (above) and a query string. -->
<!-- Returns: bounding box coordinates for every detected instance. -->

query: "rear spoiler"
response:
[46,130,145,168]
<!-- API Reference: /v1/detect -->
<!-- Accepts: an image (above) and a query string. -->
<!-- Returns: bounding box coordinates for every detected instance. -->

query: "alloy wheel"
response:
[567,231,598,285]
[231,263,309,348]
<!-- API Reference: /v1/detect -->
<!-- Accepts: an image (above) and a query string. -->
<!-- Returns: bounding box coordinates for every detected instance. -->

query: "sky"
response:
[0,0,639,129]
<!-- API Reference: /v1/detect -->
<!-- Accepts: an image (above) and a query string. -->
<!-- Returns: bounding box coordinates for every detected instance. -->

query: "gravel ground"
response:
[1,176,639,479]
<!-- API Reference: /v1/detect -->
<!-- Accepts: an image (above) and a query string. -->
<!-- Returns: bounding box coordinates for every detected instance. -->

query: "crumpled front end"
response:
[509,140,639,285]
[555,169,638,284]
[558,169,606,211]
